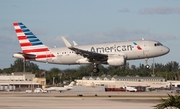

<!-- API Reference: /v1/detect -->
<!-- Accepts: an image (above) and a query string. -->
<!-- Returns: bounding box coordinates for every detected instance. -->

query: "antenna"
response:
[142,38,144,40]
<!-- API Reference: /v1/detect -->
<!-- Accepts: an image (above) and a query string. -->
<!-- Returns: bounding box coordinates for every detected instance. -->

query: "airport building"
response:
[75,76,180,91]
[0,72,46,91]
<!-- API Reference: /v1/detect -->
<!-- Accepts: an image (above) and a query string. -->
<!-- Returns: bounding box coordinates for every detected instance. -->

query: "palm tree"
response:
[154,94,180,109]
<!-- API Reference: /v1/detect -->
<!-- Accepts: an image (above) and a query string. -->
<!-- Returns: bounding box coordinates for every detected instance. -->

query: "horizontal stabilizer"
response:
[13,52,36,59]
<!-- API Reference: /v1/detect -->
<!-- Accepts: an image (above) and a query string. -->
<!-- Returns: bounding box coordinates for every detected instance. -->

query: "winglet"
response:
[62,37,72,48]
[72,41,78,46]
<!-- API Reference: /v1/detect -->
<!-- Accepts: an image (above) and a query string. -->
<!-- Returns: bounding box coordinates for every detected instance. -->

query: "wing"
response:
[70,46,108,62]
[61,37,108,63]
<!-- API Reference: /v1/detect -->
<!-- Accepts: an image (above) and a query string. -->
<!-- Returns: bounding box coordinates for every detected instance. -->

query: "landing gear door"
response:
[143,41,149,57]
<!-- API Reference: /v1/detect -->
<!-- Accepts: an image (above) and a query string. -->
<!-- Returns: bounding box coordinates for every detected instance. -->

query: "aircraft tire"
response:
[145,64,150,69]
[93,68,99,73]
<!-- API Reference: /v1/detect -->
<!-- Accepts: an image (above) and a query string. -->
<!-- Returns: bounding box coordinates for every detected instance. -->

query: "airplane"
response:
[12,22,170,73]
[45,81,74,93]
[123,83,137,92]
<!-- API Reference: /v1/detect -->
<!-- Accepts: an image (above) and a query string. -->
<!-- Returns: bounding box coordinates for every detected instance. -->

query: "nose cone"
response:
[163,46,170,54]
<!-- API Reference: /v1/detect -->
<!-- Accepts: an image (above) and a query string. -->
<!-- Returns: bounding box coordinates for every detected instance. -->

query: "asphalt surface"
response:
[0,91,171,109]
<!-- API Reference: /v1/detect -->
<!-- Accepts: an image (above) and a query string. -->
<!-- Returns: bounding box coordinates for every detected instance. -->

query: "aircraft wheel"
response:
[145,64,150,69]
[93,68,99,73]
[93,68,97,73]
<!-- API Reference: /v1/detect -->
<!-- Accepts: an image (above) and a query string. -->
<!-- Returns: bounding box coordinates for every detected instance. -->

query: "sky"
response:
[0,0,180,70]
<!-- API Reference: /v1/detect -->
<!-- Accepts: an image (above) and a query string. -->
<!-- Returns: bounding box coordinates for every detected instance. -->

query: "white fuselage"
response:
[124,86,137,92]
[45,86,73,91]
[13,40,169,66]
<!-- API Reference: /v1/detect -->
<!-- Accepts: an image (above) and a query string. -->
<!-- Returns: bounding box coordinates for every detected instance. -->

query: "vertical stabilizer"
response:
[13,22,49,54]
[13,22,55,60]
[68,81,75,87]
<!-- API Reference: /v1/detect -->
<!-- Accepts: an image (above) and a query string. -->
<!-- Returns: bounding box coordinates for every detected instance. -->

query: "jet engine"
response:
[107,55,126,66]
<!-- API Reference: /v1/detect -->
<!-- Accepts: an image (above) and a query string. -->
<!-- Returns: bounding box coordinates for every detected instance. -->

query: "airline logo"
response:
[13,22,55,59]
[133,42,142,50]
[91,44,133,53]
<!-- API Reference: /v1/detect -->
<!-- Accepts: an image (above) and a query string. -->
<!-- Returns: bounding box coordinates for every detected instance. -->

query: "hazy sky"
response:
[0,0,179,70]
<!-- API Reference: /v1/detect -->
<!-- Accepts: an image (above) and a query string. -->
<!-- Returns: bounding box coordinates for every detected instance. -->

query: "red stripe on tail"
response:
[18,36,27,40]
[15,29,23,33]
[20,42,32,47]
[22,48,49,53]
[13,23,18,26]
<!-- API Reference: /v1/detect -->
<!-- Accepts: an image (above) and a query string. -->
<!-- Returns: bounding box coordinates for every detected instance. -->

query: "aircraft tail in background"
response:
[68,81,75,87]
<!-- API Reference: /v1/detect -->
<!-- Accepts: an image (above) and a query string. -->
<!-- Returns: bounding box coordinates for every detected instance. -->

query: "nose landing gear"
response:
[145,58,150,69]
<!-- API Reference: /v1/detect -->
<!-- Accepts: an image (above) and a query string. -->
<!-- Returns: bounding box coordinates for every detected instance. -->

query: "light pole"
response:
[31,77,34,92]
[23,59,26,72]
[11,73,14,91]
[53,77,55,86]
[152,58,155,77]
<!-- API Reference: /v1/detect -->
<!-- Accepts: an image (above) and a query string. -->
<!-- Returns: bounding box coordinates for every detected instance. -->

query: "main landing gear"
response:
[93,63,100,73]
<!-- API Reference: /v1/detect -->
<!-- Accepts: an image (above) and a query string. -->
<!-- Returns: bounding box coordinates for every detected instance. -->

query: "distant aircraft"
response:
[12,22,170,73]
[45,81,74,93]
[123,83,137,92]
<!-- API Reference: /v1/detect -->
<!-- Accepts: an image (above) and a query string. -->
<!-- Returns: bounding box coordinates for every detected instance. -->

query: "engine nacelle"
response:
[76,58,90,64]
[107,55,125,66]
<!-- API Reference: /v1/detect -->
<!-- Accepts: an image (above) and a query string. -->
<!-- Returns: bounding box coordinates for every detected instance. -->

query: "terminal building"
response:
[75,76,180,92]
[0,72,46,91]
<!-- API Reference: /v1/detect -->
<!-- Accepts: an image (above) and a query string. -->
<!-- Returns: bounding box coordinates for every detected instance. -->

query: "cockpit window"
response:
[154,42,163,46]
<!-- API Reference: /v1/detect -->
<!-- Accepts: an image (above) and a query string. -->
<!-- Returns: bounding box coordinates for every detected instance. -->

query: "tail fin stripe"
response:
[24,32,33,35]
[20,25,26,28]
[13,23,18,26]
[29,39,40,42]
[21,46,47,50]
[23,29,30,32]
[18,22,23,25]
[15,29,23,33]
[15,29,30,33]
[16,33,25,36]
[19,40,30,43]
[20,42,43,47]
[20,43,32,47]
[31,42,43,46]
[18,36,27,40]
[26,36,37,39]
[22,48,49,53]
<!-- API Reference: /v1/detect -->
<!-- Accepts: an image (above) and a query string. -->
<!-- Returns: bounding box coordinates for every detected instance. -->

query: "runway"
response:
[0,91,170,109]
